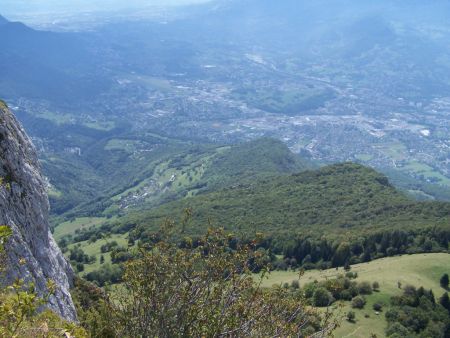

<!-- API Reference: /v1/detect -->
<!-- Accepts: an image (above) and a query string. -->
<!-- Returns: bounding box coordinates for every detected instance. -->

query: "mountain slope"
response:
[124,163,450,238]
[50,137,312,222]
[0,16,109,104]
[0,101,76,320]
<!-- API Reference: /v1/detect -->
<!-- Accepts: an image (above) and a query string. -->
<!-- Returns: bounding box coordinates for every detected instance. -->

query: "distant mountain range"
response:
[2,0,450,223]
[0,15,8,25]
[0,15,110,104]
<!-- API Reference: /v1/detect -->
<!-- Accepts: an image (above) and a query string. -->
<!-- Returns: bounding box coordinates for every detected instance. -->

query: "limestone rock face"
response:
[0,102,76,321]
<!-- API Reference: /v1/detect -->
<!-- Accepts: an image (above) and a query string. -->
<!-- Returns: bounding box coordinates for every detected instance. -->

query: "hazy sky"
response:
[1,0,213,16]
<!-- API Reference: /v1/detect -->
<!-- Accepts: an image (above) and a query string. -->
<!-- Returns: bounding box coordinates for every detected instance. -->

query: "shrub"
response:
[358,281,373,295]
[344,261,351,271]
[439,292,450,312]
[345,271,358,279]
[100,241,118,253]
[403,285,417,296]
[386,247,397,256]
[351,296,366,309]
[85,264,123,286]
[76,263,85,272]
[312,287,334,307]
[373,303,382,311]
[349,285,359,297]
[0,226,87,337]
[385,308,399,322]
[273,260,288,271]
[340,290,352,301]
[346,311,355,322]
[386,322,410,337]
[372,281,380,291]
[291,280,300,289]
[106,228,335,337]
[303,283,317,298]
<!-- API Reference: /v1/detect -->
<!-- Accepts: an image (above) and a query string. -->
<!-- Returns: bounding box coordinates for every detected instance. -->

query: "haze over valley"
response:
[0,2,449,336]
[2,1,450,218]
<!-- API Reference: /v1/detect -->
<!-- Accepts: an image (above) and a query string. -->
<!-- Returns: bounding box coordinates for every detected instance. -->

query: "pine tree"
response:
[344,261,351,271]
[440,273,449,289]
[440,293,450,313]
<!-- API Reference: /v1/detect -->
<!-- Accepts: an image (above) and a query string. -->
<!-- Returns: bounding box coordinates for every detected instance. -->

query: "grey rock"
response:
[0,103,76,321]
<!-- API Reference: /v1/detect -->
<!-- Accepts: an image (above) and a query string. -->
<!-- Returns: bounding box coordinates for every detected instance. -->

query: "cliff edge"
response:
[0,101,76,321]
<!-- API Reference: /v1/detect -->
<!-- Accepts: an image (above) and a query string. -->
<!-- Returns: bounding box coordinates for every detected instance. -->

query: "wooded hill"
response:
[61,139,450,282]
[120,162,449,239]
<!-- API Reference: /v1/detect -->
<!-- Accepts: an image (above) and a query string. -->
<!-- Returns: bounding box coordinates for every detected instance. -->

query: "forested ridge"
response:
[122,163,449,237]
[61,161,450,280]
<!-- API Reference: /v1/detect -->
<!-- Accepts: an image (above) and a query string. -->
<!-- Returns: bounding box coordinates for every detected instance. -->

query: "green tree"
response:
[373,303,383,312]
[291,279,300,289]
[346,311,356,322]
[344,261,351,272]
[440,273,449,289]
[332,242,350,267]
[313,287,334,307]
[440,293,450,313]
[386,322,410,337]
[358,281,373,295]
[372,281,380,291]
[76,262,85,272]
[352,296,366,309]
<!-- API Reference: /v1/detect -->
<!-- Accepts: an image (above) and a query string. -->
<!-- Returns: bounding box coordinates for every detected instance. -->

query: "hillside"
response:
[122,163,450,238]
[262,253,450,338]
[0,15,109,103]
[51,137,312,221]
[56,158,450,283]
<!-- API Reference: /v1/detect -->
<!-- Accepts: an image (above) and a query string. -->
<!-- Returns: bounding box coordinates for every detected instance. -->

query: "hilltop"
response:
[122,162,449,238]
[59,160,450,286]
[201,138,314,189]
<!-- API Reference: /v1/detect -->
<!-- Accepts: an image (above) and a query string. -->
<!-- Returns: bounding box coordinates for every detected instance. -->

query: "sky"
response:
[1,0,213,16]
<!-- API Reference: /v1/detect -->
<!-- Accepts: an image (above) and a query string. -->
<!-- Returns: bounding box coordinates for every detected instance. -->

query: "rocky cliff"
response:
[0,101,76,321]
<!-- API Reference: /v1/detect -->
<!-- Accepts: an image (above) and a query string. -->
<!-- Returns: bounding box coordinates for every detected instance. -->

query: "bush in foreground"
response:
[81,225,337,337]
[0,226,86,337]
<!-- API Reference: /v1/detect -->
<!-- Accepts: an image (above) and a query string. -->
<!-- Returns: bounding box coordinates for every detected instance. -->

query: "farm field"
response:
[53,217,107,241]
[261,253,450,337]
[400,161,450,187]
